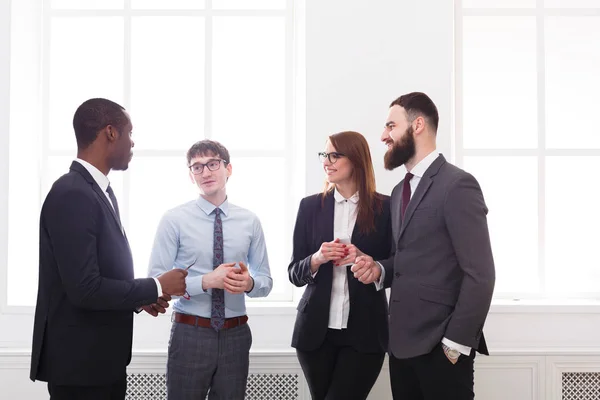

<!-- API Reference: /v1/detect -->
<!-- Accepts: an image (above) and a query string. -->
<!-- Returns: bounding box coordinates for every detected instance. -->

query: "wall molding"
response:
[476,355,546,400]
[7,350,600,399]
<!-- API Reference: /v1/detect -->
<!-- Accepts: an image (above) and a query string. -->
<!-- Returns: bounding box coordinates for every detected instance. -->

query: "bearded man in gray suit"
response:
[353,92,495,400]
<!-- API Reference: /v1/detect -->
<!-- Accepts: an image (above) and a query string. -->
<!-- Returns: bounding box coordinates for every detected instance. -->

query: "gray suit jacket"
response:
[381,154,495,359]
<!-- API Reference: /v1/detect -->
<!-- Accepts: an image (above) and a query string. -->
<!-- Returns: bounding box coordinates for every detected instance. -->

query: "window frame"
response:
[1,0,305,313]
[454,0,600,300]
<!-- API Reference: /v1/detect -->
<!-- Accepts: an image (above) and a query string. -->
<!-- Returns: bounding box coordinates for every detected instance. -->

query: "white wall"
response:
[2,0,600,399]
[304,0,453,196]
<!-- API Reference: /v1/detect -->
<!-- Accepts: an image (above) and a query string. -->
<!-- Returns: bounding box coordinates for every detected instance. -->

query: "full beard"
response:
[384,126,416,171]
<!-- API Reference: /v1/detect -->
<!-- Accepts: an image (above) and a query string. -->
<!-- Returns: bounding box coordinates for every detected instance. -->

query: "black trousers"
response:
[47,376,126,400]
[296,328,385,400]
[389,343,475,400]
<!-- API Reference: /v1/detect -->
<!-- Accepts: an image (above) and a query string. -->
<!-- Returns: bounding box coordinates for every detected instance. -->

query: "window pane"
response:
[49,17,124,152]
[131,17,205,150]
[227,157,289,300]
[463,0,535,7]
[8,25,42,305]
[131,0,205,9]
[8,156,74,306]
[545,156,600,294]
[6,152,47,306]
[545,0,600,7]
[128,157,198,278]
[212,17,286,151]
[462,17,537,149]
[212,0,285,9]
[462,156,539,294]
[545,17,600,149]
[51,0,123,9]
[6,187,39,305]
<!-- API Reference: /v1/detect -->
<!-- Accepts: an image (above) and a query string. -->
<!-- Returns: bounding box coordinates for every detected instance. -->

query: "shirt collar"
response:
[333,188,359,204]
[74,158,110,192]
[409,151,440,179]
[196,196,229,216]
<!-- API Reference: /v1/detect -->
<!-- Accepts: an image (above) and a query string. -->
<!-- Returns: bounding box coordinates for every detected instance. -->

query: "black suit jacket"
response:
[30,161,159,386]
[288,192,392,354]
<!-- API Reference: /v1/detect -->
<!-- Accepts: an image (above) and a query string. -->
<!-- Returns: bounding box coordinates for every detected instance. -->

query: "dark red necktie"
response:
[401,172,414,218]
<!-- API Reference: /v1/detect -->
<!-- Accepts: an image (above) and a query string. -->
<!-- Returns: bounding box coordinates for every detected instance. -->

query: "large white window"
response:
[7,0,303,307]
[456,0,600,298]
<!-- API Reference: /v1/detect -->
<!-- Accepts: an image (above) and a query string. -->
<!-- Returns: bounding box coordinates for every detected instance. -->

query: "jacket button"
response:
[395,272,401,278]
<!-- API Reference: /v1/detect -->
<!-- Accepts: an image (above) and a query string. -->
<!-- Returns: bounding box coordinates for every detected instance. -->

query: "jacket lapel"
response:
[316,192,335,286]
[398,177,432,239]
[318,192,335,244]
[70,161,124,234]
[398,155,446,241]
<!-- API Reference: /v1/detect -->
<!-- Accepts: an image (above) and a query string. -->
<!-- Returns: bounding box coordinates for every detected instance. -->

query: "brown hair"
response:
[186,139,231,165]
[322,131,382,234]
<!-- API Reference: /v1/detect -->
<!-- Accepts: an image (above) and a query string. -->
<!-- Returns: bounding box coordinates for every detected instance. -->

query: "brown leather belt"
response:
[173,312,248,330]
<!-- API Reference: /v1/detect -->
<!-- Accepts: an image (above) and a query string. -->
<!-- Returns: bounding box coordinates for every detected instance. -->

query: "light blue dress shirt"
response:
[148,196,273,318]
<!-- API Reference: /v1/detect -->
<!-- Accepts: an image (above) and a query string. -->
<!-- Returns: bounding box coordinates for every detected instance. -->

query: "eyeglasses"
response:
[188,159,228,175]
[318,151,346,164]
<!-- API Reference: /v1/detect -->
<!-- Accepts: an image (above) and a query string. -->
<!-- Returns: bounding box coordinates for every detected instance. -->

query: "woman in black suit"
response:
[288,131,392,400]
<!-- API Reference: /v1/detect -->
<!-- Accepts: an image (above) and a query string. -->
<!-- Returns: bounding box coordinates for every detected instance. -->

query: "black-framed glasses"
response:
[188,159,228,175]
[318,151,346,164]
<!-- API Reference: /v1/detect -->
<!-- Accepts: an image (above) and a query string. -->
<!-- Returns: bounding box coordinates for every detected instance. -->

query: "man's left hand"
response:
[224,262,254,294]
[141,294,172,317]
[442,343,460,365]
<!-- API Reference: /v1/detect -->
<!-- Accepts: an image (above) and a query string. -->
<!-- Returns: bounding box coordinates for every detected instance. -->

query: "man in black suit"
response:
[354,92,495,399]
[30,98,188,400]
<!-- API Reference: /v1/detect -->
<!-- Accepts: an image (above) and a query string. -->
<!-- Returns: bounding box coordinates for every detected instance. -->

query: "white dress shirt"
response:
[379,151,471,356]
[312,189,358,329]
[74,159,162,297]
[329,189,359,329]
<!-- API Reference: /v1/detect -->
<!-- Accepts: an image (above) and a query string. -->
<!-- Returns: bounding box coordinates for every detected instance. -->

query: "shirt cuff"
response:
[186,275,210,297]
[153,277,162,298]
[373,262,385,291]
[442,337,471,356]
[245,276,255,294]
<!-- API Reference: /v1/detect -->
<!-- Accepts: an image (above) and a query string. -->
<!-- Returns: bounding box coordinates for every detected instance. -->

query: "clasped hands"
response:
[203,261,254,294]
[312,238,381,284]
[143,262,253,317]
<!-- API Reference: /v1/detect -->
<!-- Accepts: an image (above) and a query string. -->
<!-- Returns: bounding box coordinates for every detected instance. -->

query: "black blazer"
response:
[288,191,393,354]
[30,161,158,386]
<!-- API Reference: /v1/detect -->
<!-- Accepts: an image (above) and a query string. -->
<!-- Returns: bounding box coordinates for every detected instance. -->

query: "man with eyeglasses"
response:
[147,139,273,399]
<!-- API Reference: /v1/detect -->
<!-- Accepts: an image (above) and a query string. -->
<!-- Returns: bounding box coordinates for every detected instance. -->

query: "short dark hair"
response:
[73,98,129,149]
[390,92,439,132]
[186,139,231,165]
